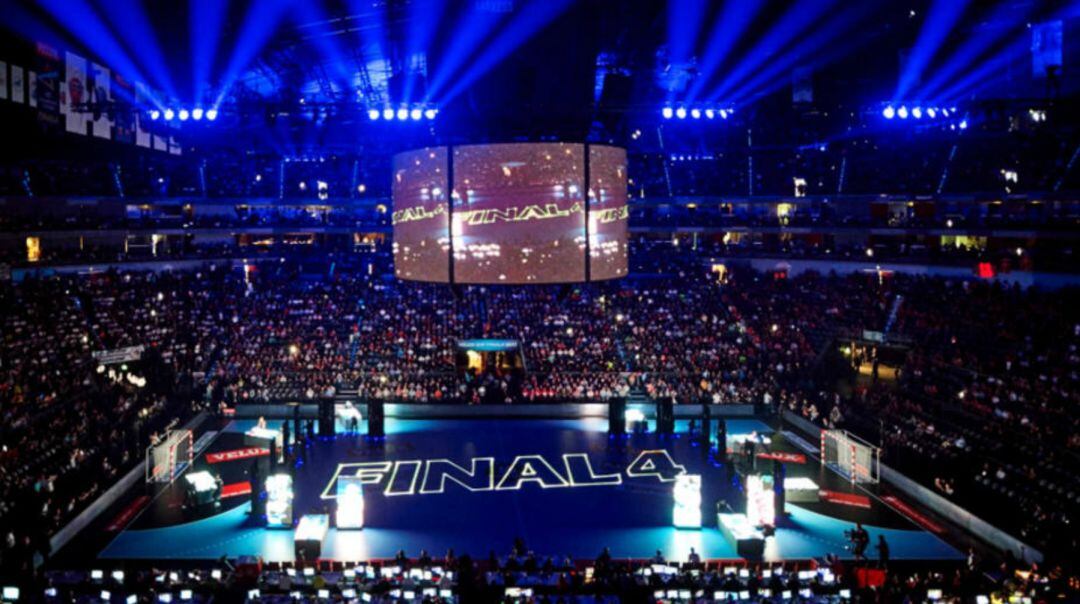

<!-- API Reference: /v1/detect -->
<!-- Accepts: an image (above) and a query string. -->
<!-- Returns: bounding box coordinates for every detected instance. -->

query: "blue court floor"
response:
[101,418,961,563]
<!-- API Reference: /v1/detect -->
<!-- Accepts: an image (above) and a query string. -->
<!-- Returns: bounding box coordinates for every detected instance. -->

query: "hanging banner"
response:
[65,51,88,134]
[11,65,25,104]
[35,43,60,129]
[28,72,38,108]
[90,62,112,139]
[112,72,135,144]
[0,61,7,100]
[135,82,152,148]
[168,134,182,155]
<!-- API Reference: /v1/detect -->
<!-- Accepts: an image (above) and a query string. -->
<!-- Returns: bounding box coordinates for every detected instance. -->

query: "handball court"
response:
[59,416,962,565]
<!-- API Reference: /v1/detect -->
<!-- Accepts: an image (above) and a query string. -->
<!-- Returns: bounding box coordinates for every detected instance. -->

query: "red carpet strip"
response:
[106,495,150,532]
[881,495,945,533]
[818,489,872,509]
[756,451,807,464]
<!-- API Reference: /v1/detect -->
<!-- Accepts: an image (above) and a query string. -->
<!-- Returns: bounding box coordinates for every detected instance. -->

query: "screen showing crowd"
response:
[392,147,450,283]
[393,143,627,284]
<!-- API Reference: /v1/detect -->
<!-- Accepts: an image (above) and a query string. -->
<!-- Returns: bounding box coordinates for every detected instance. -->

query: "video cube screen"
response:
[588,145,629,280]
[453,142,586,284]
[392,143,627,284]
[392,147,450,283]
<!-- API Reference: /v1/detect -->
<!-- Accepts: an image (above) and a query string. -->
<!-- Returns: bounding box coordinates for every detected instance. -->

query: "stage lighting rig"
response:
[662,105,734,122]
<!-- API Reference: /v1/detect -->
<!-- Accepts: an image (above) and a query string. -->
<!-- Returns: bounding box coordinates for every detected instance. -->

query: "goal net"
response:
[146,429,193,483]
[820,429,880,484]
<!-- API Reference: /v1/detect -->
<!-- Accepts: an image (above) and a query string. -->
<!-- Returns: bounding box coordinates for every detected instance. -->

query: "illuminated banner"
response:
[321,450,686,499]
[756,451,806,464]
[206,447,269,464]
[92,345,144,365]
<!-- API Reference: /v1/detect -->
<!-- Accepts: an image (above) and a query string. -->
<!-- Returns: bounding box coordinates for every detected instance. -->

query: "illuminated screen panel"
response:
[588,145,629,280]
[392,147,450,282]
[452,143,586,284]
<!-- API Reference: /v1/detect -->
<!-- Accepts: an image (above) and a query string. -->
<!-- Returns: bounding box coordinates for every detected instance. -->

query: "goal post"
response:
[146,429,194,483]
[820,429,880,485]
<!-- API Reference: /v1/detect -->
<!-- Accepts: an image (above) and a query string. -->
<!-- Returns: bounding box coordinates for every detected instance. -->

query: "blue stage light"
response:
[690,108,701,119]
[191,108,204,121]
[178,109,190,121]
[396,108,409,121]
[383,108,395,120]
[662,107,674,119]
[926,107,937,118]
[368,108,380,120]
[205,108,218,121]
[941,108,950,117]
[163,108,175,120]
[958,120,967,130]
[424,108,438,120]
[149,109,161,121]
[719,109,729,120]
[897,106,909,119]
[882,106,895,119]
[705,109,715,119]
[410,108,423,120]
[912,107,922,119]
[675,107,687,119]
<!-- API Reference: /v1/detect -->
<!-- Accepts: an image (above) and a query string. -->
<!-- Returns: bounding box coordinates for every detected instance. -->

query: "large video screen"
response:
[392,143,626,284]
[392,147,449,282]
[452,143,586,284]
[588,145,629,280]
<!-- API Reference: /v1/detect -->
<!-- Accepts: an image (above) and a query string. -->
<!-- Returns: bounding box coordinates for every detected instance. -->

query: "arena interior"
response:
[0,1,1078,602]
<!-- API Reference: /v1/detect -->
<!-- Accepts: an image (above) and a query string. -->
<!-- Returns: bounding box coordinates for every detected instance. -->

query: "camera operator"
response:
[846,523,870,561]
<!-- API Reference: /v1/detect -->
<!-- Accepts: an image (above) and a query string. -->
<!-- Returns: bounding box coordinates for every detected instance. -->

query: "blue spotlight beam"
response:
[342,0,395,102]
[425,10,506,101]
[895,0,972,101]
[91,0,178,98]
[292,2,364,95]
[436,0,576,105]
[920,0,1080,101]
[402,0,446,103]
[729,4,876,104]
[684,0,766,103]
[215,0,294,108]
[667,0,709,71]
[933,35,1028,102]
[914,1,1032,101]
[191,0,230,102]
[707,0,841,103]
[34,0,162,106]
